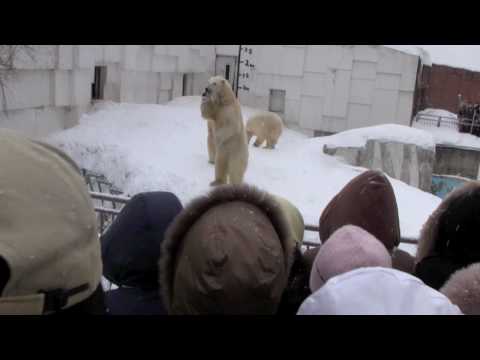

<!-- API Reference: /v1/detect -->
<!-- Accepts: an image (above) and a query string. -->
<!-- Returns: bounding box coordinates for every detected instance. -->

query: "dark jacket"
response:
[105,287,165,315]
[159,184,304,315]
[392,249,416,274]
[415,181,480,290]
[101,191,183,315]
[318,170,415,273]
[277,248,312,315]
[53,285,107,315]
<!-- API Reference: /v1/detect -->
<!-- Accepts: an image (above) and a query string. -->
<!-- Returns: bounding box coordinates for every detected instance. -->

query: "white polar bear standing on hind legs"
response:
[246,111,283,149]
[200,76,248,186]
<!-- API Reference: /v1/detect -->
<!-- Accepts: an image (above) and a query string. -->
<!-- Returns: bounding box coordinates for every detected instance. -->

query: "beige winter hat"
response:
[0,129,102,315]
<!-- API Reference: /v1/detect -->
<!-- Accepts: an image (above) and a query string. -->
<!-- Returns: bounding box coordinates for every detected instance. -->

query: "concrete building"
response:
[0,45,420,139]
[233,45,420,136]
[0,45,216,139]
[413,63,480,115]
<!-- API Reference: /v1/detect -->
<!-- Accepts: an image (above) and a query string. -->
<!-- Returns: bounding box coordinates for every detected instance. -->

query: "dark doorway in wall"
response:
[269,89,286,115]
[182,73,195,96]
[215,55,238,90]
[92,66,107,100]
[225,64,231,81]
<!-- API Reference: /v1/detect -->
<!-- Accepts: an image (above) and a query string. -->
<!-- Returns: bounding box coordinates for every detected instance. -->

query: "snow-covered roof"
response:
[318,124,436,151]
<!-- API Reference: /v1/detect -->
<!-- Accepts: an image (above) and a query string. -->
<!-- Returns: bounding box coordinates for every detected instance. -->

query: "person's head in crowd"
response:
[159,184,304,315]
[320,170,400,251]
[298,267,463,315]
[441,263,480,315]
[0,129,104,315]
[101,191,183,315]
[317,170,415,274]
[415,181,480,289]
[309,225,392,293]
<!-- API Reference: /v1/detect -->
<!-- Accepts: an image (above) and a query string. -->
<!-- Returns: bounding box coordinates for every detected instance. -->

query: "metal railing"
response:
[88,189,418,247]
[82,169,127,233]
[415,113,480,135]
[82,168,418,245]
[302,224,417,249]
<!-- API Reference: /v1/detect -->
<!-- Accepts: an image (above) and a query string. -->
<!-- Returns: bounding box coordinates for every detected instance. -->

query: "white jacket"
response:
[298,267,463,315]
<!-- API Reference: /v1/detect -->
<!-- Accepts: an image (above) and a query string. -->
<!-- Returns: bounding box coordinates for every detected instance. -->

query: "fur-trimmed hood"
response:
[441,263,480,315]
[159,184,303,314]
[416,181,480,264]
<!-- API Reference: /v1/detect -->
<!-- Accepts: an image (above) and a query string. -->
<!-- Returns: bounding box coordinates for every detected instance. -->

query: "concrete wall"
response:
[1,45,419,140]
[215,45,239,56]
[237,45,419,134]
[434,144,480,179]
[0,45,215,139]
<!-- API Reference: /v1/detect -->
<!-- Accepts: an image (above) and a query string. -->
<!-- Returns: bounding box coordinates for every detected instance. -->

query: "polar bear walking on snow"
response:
[200,76,248,186]
[246,111,283,149]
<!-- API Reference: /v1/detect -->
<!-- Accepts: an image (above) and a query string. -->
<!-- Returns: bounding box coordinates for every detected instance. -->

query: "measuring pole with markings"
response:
[235,45,254,98]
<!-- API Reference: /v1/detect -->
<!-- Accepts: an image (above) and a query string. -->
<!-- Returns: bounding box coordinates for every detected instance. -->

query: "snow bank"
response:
[45,96,441,243]
[315,124,435,151]
[418,108,457,119]
[414,123,480,149]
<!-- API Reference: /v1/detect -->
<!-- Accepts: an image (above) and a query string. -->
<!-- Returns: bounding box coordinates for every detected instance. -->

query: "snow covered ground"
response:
[46,96,441,252]
[413,108,480,149]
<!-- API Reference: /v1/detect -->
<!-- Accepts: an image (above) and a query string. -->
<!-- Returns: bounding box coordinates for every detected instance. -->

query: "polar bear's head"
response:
[202,76,235,106]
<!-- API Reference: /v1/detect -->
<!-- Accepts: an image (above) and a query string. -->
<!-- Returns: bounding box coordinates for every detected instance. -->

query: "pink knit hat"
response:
[309,225,392,292]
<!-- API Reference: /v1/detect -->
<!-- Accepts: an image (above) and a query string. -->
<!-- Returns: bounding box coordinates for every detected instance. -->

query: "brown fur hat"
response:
[159,184,300,314]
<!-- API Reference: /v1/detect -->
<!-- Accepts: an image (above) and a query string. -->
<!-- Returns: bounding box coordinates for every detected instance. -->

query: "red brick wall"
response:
[416,64,480,114]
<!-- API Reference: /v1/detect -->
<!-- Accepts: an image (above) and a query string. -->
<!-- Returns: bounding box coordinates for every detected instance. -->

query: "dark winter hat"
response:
[101,191,183,290]
[415,255,466,290]
[417,181,480,265]
[159,184,301,314]
[319,170,400,251]
[0,129,102,315]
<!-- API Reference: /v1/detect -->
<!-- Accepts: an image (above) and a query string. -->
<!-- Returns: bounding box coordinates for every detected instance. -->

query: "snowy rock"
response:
[321,125,436,191]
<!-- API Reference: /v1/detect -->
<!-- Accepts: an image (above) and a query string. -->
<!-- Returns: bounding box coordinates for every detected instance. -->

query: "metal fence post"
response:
[472,109,478,134]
